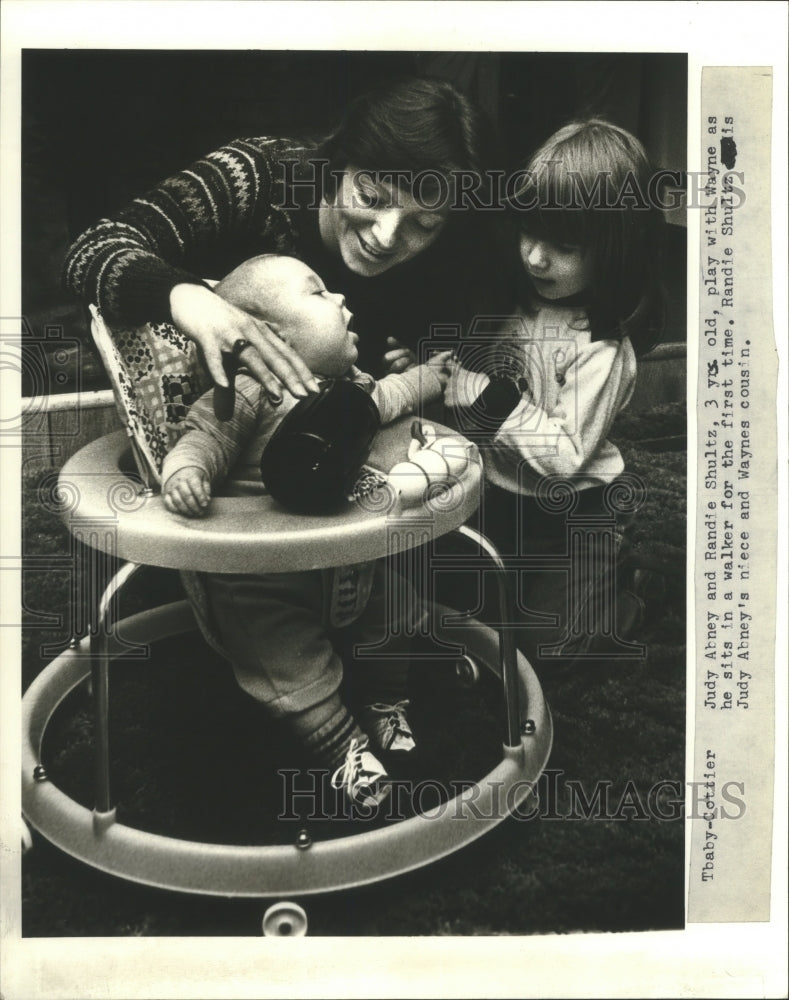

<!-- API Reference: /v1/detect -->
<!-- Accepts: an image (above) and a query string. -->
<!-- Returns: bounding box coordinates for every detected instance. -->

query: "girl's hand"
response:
[163,466,212,517]
[425,349,456,389]
[383,337,418,375]
[170,283,320,400]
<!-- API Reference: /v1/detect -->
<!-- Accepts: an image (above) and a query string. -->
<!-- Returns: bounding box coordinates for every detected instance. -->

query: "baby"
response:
[162,255,452,808]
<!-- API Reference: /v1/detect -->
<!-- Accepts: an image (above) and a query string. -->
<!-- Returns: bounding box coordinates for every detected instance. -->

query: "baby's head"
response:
[215,255,358,378]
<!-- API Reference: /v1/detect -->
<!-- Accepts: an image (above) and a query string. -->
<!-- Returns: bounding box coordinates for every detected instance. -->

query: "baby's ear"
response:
[248,315,285,343]
[262,318,282,337]
[242,306,275,330]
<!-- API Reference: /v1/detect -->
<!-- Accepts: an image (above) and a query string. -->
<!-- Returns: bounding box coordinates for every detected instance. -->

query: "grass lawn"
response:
[20,403,686,937]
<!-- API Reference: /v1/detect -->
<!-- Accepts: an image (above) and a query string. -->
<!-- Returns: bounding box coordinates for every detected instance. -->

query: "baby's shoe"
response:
[331,737,390,808]
[360,701,416,755]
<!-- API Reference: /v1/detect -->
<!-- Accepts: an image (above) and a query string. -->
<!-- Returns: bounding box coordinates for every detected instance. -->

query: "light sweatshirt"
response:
[446,302,636,495]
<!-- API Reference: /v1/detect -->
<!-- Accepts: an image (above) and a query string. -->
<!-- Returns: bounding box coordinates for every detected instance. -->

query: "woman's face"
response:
[520,232,593,300]
[321,166,450,277]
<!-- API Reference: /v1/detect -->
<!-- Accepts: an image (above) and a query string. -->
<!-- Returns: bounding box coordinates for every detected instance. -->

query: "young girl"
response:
[447,119,665,669]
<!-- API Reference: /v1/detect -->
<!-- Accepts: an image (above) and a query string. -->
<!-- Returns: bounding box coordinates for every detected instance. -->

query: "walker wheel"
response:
[261,901,308,937]
[21,818,34,856]
[455,654,480,688]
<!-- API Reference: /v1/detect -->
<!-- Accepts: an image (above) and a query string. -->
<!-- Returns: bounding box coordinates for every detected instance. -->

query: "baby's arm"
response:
[161,373,262,516]
[367,350,454,425]
[163,464,211,517]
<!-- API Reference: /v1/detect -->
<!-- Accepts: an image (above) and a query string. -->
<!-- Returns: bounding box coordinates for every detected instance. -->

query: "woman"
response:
[64,75,514,398]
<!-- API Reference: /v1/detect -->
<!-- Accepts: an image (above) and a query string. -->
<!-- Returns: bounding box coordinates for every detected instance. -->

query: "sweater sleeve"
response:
[161,373,265,488]
[63,137,309,326]
[365,364,444,425]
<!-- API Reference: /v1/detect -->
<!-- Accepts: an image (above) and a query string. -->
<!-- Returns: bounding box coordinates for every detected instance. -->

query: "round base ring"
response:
[23,600,552,899]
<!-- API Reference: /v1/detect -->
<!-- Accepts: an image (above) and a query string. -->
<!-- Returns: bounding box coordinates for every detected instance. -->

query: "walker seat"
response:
[21,309,553,929]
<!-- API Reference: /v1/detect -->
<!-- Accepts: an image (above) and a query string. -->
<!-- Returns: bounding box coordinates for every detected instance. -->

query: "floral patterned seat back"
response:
[89,305,212,485]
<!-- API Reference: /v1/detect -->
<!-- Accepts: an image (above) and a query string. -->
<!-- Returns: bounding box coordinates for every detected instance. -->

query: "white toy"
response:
[387,421,475,507]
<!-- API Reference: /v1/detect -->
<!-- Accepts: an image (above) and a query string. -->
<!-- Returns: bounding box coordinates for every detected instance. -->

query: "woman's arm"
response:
[64,137,297,323]
[64,137,318,396]
[169,283,318,396]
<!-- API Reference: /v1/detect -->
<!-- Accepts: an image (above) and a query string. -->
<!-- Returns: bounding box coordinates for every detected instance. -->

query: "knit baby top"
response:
[162,364,444,493]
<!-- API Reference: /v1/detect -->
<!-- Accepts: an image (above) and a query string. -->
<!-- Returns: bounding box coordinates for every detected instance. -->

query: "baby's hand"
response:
[383,337,417,375]
[163,467,211,517]
[425,349,456,389]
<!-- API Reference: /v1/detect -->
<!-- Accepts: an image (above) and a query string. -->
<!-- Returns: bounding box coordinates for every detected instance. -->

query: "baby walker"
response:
[21,309,553,935]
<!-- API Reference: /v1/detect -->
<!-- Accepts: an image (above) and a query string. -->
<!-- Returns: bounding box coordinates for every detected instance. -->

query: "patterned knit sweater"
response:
[64,138,309,328]
[64,136,512,375]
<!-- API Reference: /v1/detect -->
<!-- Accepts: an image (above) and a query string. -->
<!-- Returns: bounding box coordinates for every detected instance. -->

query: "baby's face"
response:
[266,259,358,378]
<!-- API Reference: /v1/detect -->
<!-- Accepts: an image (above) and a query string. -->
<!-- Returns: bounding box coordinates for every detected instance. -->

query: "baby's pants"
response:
[204,560,422,717]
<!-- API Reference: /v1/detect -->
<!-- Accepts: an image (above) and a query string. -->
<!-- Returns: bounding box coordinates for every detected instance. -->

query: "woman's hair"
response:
[510,119,666,354]
[319,75,499,206]
[320,74,519,317]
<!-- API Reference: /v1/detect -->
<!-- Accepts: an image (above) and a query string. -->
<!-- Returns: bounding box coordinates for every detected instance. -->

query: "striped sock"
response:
[287,697,365,771]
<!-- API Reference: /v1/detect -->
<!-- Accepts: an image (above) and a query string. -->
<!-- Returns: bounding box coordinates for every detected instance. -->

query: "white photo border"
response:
[1,3,786,998]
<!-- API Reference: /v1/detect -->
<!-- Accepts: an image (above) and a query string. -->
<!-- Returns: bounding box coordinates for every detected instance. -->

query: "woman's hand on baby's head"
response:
[163,467,212,517]
[169,283,320,402]
[425,349,456,389]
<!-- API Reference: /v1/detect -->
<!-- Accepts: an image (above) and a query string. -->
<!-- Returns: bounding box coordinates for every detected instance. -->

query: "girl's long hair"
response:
[509,119,666,355]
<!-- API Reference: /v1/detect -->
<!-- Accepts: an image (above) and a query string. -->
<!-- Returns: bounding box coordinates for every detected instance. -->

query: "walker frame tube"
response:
[455,524,522,748]
[89,561,144,814]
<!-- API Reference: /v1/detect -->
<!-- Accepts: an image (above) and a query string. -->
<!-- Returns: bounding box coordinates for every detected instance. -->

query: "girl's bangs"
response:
[511,171,591,249]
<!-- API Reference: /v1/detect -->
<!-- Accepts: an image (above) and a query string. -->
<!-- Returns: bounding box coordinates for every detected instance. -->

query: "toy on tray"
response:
[385,420,476,507]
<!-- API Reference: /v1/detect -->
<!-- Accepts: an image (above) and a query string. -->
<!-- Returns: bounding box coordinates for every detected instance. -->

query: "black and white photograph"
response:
[2,3,786,998]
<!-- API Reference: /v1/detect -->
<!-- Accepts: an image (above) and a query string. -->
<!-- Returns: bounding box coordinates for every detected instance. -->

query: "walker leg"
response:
[453,525,523,748]
[89,561,144,814]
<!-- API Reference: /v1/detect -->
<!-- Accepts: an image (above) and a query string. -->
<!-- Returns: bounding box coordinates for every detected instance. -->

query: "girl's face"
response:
[321,166,449,277]
[520,232,593,300]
